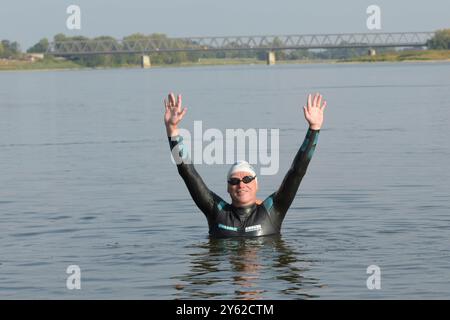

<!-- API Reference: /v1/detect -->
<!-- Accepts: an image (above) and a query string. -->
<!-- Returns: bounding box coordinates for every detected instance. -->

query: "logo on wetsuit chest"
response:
[218,223,262,232]
[245,224,262,232]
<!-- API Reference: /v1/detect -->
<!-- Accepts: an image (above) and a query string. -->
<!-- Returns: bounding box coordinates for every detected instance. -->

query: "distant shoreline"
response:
[1,50,450,72]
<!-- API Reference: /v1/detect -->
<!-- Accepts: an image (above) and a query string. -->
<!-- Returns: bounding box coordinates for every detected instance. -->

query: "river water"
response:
[1,61,449,299]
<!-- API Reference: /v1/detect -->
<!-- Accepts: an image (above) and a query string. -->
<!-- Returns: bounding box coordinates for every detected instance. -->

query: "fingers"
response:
[167,93,183,111]
[320,100,327,111]
[169,92,176,107]
[303,105,310,119]
[317,94,322,108]
[308,93,325,109]
[164,98,169,110]
[313,93,319,107]
[179,107,188,120]
[177,94,182,110]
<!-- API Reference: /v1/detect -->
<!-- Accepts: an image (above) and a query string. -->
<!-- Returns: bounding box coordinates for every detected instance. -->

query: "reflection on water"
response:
[173,236,323,299]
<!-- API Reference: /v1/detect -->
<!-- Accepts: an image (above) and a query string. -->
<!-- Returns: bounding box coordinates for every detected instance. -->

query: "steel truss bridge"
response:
[46,32,435,56]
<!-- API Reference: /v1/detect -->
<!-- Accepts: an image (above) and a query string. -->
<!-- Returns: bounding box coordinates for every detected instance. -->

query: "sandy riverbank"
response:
[1,50,449,72]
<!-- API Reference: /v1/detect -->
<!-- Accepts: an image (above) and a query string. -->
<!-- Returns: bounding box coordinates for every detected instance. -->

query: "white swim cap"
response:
[227,160,257,179]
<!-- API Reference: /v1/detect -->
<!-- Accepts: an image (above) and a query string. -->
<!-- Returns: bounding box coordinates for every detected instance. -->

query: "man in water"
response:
[165,92,326,238]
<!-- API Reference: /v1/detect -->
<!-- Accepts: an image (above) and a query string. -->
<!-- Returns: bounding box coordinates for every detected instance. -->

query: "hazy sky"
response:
[1,0,449,50]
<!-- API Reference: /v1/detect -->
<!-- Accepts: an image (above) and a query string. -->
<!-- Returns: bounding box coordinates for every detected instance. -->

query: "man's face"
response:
[227,171,258,207]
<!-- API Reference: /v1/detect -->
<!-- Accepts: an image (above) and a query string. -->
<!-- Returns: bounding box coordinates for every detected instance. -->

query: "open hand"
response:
[303,93,326,130]
[164,92,187,135]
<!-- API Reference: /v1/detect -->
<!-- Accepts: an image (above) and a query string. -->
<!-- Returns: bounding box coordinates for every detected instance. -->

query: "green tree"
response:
[427,29,450,50]
[54,33,68,42]
[27,38,49,53]
[0,40,21,58]
[288,49,312,60]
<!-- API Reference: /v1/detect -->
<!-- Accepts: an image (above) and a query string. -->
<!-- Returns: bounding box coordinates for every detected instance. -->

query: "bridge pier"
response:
[141,55,151,68]
[368,49,377,56]
[267,51,276,65]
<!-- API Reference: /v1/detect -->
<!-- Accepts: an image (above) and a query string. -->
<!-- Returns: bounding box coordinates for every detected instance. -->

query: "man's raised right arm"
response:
[165,93,218,216]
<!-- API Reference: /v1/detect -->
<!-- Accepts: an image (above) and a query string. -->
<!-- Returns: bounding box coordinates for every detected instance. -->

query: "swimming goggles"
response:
[227,175,257,185]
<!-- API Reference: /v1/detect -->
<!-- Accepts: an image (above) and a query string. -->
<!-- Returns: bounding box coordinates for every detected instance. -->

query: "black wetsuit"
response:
[168,128,319,238]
